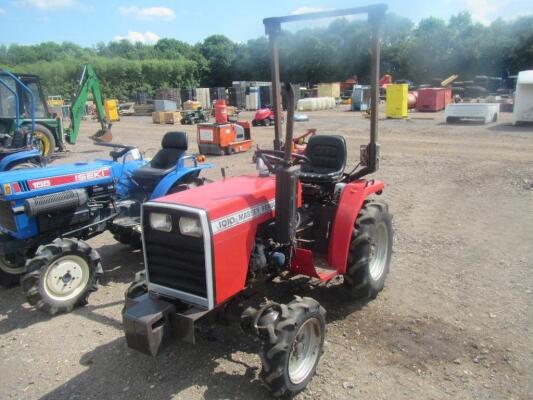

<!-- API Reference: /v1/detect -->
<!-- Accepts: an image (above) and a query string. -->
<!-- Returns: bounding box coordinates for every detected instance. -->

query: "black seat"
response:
[132,131,188,185]
[299,135,346,183]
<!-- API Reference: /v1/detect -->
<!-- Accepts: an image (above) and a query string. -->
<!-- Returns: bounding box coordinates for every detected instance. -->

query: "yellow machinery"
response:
[104,99,120,122]
[386,83,408,118]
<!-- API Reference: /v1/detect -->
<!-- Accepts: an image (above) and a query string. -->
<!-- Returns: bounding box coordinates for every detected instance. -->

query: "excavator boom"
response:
[66,64,112,144]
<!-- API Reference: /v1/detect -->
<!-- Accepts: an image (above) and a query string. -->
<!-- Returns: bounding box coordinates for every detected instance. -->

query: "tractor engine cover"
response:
[143,175,301,309]
[24,189,88,217]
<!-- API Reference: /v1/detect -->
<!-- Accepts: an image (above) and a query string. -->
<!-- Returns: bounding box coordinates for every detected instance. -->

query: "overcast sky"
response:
[0,0,531,46]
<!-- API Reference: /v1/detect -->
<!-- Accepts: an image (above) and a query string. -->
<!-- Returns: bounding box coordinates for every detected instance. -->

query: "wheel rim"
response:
[0,254,25,275]
[288,317,322,385]
[33,131,50,156]
[43,255,90,301]
[369,221,389,281]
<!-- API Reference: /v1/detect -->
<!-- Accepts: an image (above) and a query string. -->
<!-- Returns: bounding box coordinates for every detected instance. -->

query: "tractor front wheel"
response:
[343,200,393,298]
[21,238,102,315]
[0,253,26,287]
[258,297,326,397]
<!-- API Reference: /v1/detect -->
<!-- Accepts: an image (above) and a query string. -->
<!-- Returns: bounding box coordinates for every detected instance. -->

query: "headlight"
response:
[149,212,172,232]
[179,216,202,238]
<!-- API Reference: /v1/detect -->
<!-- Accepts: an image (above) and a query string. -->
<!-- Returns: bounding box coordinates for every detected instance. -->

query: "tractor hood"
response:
[0,160,116,201]
[154,175,277,229]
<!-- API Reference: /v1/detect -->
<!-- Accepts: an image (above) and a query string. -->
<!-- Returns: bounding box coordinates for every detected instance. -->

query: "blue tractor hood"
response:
[0,160,118,201]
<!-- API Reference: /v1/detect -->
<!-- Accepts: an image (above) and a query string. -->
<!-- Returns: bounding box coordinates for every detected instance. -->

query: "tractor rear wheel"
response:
[33,124,56,158]
[8,161,39,170]
[343,200,393,299]
[21,238,102,315]
[259,296,326,397]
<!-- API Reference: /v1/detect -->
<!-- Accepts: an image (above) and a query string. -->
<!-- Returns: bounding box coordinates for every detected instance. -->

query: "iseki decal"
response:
[27,168,110,190]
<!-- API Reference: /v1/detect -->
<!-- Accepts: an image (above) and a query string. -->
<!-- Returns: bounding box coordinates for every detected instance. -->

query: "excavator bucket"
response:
[92,128,113,143]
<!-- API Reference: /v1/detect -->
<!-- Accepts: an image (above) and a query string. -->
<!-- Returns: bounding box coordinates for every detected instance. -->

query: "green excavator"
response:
[0,63,112,159]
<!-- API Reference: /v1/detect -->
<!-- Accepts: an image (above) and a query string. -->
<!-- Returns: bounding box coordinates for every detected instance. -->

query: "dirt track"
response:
[0,108,532,399]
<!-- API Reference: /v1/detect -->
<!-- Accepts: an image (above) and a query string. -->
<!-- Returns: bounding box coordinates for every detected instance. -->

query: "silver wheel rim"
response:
[43,255,90,301]
[0,255,25,275]
[369,221,389,281]
[288,317,322,385]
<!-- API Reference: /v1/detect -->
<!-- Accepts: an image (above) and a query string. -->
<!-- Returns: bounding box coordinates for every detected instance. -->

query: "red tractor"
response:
[122,4,392,397]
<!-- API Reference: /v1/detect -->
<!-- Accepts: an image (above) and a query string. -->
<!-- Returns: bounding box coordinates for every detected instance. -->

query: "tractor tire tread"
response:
[259,297,326,398]
[343,200,393,299]
[20,238,102,316]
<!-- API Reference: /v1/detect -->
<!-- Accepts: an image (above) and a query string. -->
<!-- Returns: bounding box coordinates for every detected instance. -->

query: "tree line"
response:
[0,12,531,100]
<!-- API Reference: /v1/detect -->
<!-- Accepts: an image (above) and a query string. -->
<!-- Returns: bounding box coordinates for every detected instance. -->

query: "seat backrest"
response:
[303,135,346,173]
[150,131,188,170]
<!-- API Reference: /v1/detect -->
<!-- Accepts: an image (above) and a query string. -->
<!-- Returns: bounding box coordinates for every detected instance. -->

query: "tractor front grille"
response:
[0,201,17,232]
[142,203,211,308]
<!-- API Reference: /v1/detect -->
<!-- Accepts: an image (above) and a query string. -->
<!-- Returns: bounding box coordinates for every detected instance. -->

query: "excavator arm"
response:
[66,64,112,144]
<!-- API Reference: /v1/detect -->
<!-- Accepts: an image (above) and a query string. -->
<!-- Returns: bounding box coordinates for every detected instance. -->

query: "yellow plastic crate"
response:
[386,84,408,118]
[104,99,120,122]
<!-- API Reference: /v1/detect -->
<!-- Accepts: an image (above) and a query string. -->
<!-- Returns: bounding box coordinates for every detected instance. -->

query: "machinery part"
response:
[0,253,26,287]
[33,124,56,158]
[66,64,112,144]
[125,271,147,300]
[258,296,326,397]
[20,238,102,315]
[7,161,39,170]
[343,200,393,298]
[112,228,141,249]
[24,189,88,217]
[91,128,113,143]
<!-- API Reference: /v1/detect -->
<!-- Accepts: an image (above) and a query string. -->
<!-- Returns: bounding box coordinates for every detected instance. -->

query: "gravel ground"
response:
[0,107,532,400]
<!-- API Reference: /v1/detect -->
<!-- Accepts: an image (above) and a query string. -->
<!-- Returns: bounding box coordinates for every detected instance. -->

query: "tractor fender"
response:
[0,149,42,171]
[327,179,385,273]
[150,163,213,200]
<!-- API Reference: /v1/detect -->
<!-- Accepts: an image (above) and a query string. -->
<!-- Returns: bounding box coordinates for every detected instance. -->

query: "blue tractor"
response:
[0,70,44,170]
[0,131,211,315]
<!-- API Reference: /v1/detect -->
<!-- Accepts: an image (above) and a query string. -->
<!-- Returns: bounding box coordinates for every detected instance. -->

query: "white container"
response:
[297,97,335,111]
[445,103,499,124]
[512,70,533,125]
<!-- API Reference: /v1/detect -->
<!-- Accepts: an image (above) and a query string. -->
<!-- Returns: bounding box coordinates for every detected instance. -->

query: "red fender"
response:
[327,179,384,274]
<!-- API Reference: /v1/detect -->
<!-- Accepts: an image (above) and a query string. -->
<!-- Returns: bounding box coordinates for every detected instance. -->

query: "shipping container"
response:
[386,84,408,118]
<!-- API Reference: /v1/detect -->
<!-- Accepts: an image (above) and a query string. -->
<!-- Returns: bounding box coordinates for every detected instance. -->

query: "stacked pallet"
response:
[152,111,183,124]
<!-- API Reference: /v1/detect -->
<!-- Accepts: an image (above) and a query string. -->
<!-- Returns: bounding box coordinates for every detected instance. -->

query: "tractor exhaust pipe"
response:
[274,84,298,245]
[24,189,88,217]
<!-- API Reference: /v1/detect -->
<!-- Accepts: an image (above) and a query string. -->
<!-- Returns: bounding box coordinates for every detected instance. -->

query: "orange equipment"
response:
[197,121,253,155]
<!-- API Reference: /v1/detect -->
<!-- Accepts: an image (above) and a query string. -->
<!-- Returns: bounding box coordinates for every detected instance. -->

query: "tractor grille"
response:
[143,204,209,302]
[0,201,17,231]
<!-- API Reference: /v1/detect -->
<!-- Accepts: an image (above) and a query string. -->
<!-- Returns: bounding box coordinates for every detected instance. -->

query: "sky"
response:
[0,0,531,47]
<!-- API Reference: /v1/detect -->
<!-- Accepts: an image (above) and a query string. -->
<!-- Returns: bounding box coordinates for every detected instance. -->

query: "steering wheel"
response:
[94,142,137,161]
[255,149,310,173]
